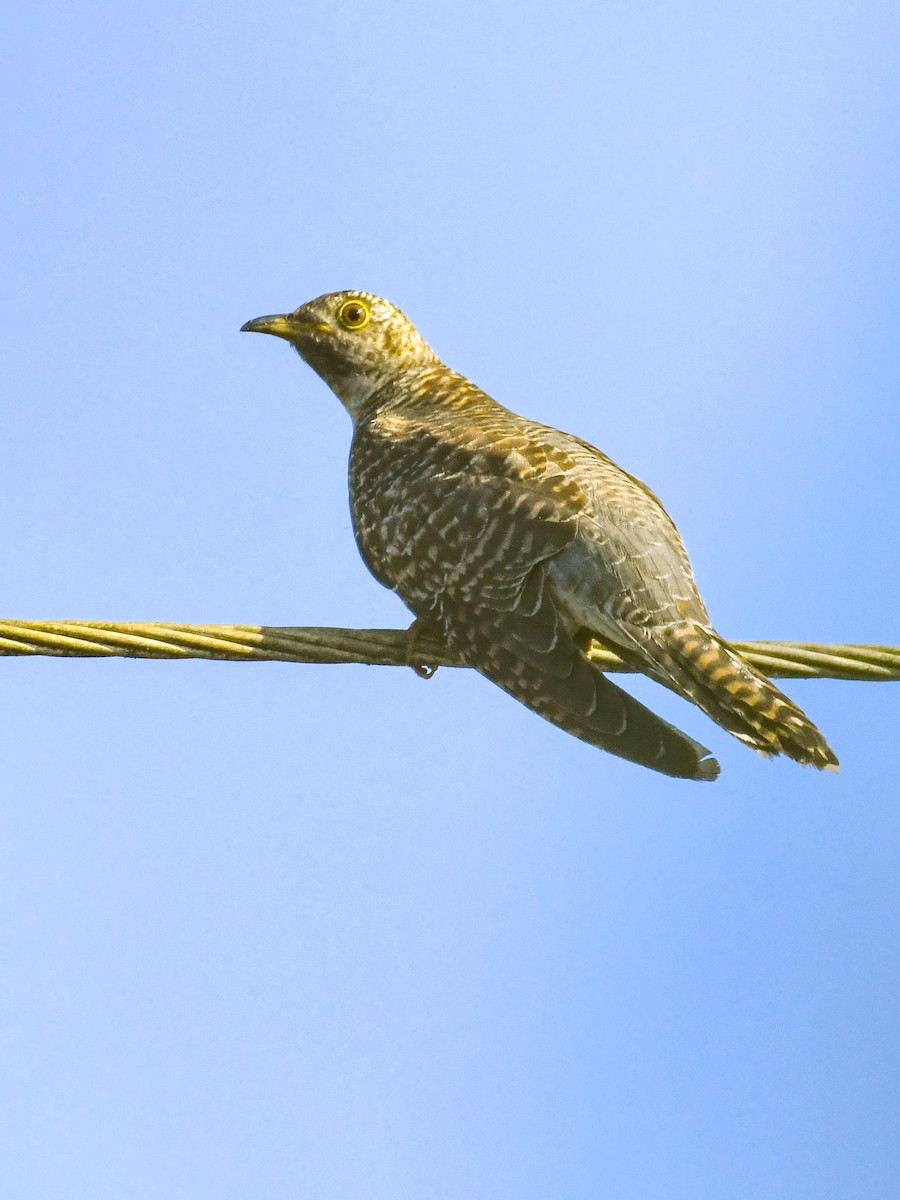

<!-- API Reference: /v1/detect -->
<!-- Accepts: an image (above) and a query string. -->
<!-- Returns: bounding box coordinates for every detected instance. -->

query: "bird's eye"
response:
[338,300,370,330]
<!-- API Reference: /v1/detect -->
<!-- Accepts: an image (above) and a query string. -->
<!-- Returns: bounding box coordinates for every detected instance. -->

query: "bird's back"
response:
[349,366,707,632]
[348,364,836,776]
[242,288,836,777]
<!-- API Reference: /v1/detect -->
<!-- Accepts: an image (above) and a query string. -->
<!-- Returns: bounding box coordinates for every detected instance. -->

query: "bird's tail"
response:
[649,622,839,770]
[471,635,720,781]
[513,661,721,780]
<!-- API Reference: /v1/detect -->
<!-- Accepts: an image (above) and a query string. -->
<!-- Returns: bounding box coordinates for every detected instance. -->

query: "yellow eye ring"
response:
[338,299,371,330]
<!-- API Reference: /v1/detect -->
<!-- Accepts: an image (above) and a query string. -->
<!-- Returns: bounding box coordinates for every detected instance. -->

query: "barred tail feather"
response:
[658,623,839,770]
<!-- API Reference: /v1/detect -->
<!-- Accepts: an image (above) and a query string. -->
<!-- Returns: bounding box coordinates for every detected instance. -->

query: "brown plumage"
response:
[242,290,838,780]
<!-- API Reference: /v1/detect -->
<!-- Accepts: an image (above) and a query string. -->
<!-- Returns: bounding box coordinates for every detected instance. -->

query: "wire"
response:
[0,620,897,681]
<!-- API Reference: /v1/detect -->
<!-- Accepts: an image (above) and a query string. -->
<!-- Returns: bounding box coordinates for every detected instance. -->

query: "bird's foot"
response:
[406,617,440,680]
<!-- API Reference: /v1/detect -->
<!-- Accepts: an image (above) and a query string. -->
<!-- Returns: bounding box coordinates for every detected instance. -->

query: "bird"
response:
[241,290,838,780]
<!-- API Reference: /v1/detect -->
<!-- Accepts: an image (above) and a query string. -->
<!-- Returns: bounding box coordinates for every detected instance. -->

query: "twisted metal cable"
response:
[0,619,897,681]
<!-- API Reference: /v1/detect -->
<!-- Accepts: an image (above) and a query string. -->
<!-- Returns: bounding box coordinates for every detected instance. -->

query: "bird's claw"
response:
[406,618,440,680]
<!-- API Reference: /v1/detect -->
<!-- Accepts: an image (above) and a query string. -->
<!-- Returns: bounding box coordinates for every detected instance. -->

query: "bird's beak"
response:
[240,313,330,339]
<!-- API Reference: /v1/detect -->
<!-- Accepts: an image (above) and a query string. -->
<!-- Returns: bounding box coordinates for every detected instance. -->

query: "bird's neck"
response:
[298,345,447,424]
[347,362,466,425]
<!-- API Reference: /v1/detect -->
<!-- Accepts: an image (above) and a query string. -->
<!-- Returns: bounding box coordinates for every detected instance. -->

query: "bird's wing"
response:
[544,434,709,617]
[349,412,586,610]
[349,414,719,779]
[442,563,719,780]
[537,443,836,769]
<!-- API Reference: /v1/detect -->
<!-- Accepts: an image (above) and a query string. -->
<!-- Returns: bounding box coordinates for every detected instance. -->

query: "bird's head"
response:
[241,290,440,420]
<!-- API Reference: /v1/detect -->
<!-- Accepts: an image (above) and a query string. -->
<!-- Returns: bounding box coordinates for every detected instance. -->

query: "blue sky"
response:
[2,2,899,1197]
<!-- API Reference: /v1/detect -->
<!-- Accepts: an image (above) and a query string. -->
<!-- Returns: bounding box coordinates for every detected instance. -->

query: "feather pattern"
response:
[243,290,838,778]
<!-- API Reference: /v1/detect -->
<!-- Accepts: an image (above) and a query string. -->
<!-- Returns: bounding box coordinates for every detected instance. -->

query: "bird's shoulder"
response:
[350,374,704,610]
[352,373,613,509]
[349,379,594,601]
[352,376,692,554]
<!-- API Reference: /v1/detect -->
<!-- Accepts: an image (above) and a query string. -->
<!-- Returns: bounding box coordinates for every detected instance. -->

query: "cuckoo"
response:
[242,290,837,780]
